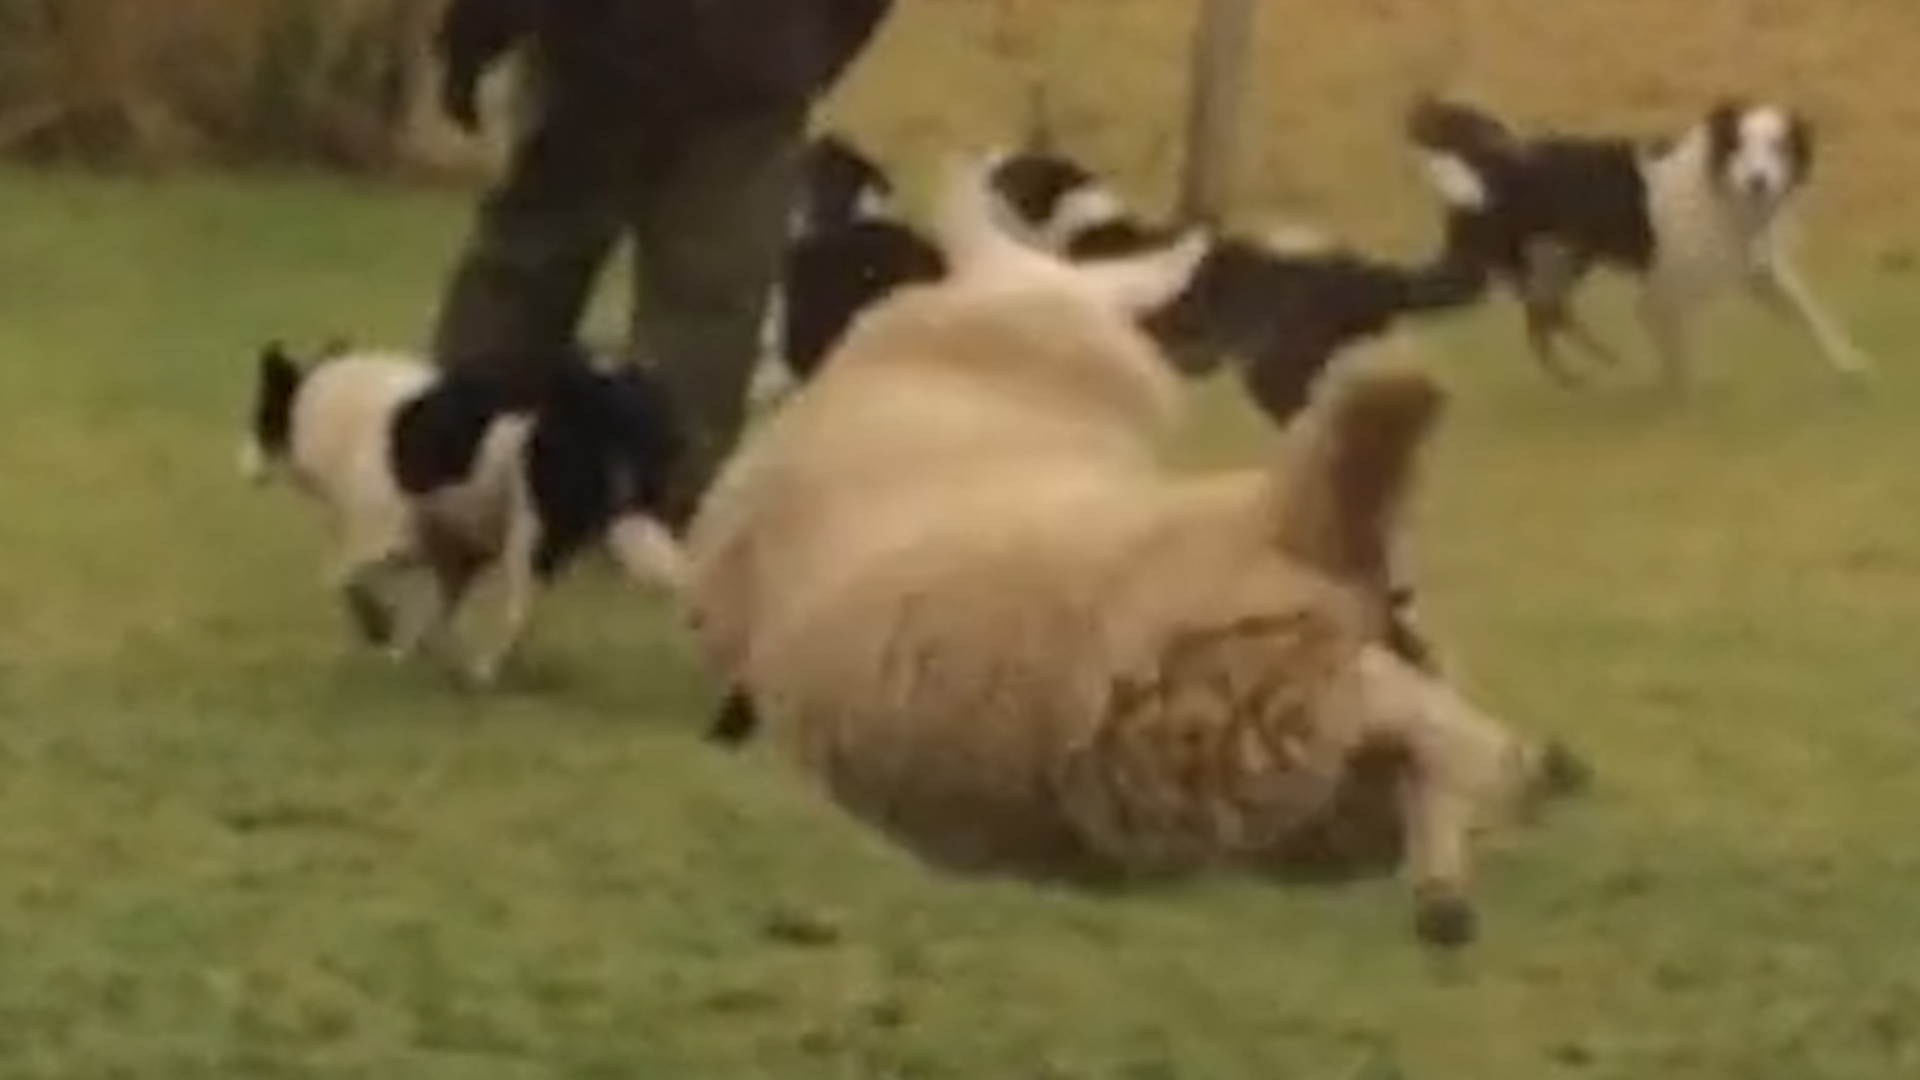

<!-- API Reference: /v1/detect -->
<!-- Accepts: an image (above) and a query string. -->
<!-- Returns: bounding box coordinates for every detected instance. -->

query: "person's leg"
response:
[628,100,809,526]
[429,95,636,409]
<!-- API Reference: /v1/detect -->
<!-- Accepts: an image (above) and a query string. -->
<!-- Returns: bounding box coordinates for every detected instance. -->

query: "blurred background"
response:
[3,0,1914,256]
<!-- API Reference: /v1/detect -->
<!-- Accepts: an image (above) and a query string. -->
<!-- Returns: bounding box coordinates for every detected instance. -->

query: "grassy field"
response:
[5,1,1920,1075]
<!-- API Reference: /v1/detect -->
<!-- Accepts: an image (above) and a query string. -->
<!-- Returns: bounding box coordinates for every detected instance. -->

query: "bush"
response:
[0,0,474,173]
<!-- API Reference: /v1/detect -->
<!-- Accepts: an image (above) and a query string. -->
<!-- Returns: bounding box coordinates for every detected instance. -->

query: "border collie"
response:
[750,133,946,406]
[983,147,1487,424]
[1406,95,1873,387]
[243,340,686,688]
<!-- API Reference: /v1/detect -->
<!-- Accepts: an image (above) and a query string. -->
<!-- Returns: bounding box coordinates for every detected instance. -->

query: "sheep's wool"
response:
[687,208,1443,882]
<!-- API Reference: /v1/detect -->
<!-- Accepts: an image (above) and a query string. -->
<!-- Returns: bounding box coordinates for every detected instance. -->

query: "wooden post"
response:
[1175,0,1259,226]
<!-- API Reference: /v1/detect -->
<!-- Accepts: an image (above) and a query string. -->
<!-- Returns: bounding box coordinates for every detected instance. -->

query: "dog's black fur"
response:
[1406,97,1660,287]
[1409,96,1815,279]
[258,340,685,582]
[771,133,946,384]
[985,149,1488,422]
[402,347,685,576]
[985,151,1090,233]
[792,133,895,237]
[251,343,308,462]
[523,355,684,575]
[1403,95,1843,385]
[782,218,945,379]
[1159,232,1488,419]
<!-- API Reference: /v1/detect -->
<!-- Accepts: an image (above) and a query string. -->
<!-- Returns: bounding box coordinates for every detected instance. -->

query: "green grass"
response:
[4,156,1920,1080]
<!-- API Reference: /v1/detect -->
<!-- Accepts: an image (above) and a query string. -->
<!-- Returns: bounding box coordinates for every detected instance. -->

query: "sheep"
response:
[680,161,1582,947]
[243,341,686,687]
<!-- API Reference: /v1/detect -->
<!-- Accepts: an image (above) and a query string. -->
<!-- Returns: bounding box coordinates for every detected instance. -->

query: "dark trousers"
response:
[430,81,807,522]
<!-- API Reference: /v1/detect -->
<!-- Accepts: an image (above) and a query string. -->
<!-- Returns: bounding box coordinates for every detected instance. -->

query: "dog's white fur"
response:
[684,161,1557,940]
[1421,101,1873,384]
[1419,151,1489,210]
[1634,110,1872,382]
[247,350,683,687]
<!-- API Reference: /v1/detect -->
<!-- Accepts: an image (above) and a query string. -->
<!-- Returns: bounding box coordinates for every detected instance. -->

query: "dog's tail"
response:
[1265,343,1446,583]
[1403,94,1520,213]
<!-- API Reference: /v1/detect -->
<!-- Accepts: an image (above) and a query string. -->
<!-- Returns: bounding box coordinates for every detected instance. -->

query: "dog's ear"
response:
[1704,97,1748,170]
[1707,96,1749,129]
[258,341,302,388]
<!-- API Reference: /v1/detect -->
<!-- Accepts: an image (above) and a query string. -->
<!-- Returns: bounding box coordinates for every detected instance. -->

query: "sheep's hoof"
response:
[341,584,393,645]
[1543,734,1589,795]
[1413,891,1478,949]
[706,689,761,747]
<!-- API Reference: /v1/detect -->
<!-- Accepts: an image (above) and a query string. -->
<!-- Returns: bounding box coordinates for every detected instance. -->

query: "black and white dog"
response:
[1406,95,1874,387]
[983,147,1488,425]
[750,133,945,405]
[243,340,686,688]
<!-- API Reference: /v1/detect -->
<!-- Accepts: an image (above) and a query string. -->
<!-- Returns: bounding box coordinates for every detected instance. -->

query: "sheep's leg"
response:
[1396,766,1481,947]
[1354,646,1534,948]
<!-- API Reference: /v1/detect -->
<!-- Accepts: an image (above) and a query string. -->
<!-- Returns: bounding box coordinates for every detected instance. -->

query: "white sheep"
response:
[682,162,1580,947]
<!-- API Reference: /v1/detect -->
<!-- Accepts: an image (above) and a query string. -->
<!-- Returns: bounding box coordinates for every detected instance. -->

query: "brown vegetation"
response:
[0,0,497,173]
[1,0,1912,251]
[832,0,1920,256]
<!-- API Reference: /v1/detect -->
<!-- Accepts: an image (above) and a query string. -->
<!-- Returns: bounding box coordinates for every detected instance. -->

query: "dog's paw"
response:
[1834,348,1877,382]
[457,654,507,693]
[341,586,394,646]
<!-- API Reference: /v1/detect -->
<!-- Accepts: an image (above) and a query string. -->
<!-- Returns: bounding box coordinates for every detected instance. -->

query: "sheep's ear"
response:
[931,154,1048,278]
[1075,229,1210,316]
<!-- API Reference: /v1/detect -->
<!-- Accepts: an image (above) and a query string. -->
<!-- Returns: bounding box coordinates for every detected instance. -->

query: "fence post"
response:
[1175,0,1259,226]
